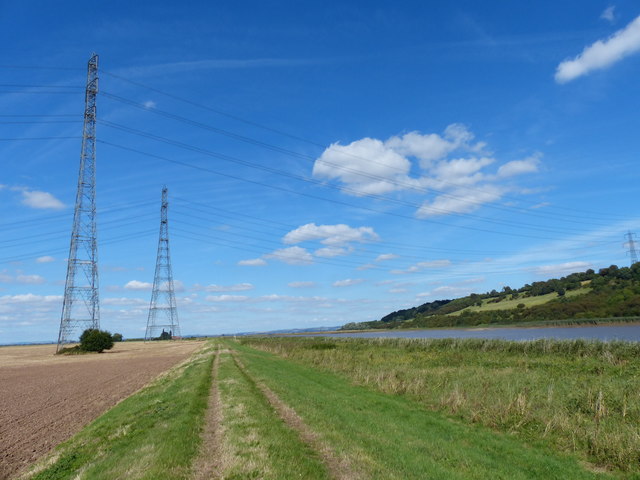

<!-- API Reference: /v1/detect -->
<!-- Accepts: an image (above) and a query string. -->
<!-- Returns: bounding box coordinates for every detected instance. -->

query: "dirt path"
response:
[191,348,224,480]
[232,353,358,480]
[0,341,202,480]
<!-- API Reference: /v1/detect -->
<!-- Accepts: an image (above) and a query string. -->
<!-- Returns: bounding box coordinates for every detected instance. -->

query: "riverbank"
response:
[243,335,640,476]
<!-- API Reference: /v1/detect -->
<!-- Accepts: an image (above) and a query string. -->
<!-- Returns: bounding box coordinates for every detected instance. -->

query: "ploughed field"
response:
[7,337,636,479]
[0,341,202,480]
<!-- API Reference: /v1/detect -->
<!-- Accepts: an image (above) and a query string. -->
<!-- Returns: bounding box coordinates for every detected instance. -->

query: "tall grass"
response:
[242,337,640,475]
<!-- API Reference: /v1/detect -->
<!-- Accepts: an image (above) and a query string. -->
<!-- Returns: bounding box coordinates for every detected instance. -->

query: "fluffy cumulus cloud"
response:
[313,124,541,217]
[124,280,153,290]
[265,246,314,265]
[555,15,640,83]
[497,154,541,178]
[253,223,380,265]
[20,190,65,209]
[238,258,267,267]
[416,185,503,218]
[284,223,378,246]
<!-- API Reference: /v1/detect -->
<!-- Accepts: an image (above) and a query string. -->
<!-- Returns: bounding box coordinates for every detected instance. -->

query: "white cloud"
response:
[20,190,65,210]
[266,246,314,265]
[313,137,411,195]
[555,15,640,83]
[238,258,267,266]
[288,281,317,288]
[102,297,147,306]
[284,223,379,246]
[533,261,592,277]
[314,246,351,258]
[36,256,56,263]
[601,6,616,23]
[417,285,474,299]
[431,156,493,182]
[332,278,365,287]
[391,259,452,274]
[124,280,153,290]
[143,100,157,108]
[497,154,541,177]
[416,186,503,218]
[16,274,46,284]
[205,294,250,302]
[0,293,61,304]
[201,283,254,292]
[375,253,399,262]
[313,124,539,217]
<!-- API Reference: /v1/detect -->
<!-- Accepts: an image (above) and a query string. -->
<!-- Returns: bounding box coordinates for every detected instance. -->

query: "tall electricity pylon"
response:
[57,54,100,352]
[625,231,639,266]
[145,186,181,340]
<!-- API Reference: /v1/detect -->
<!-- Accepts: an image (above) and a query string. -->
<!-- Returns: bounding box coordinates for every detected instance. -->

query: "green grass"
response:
[24,345,215,480]
[242,336,640,478]
[215,348,330,479]
[230,339,611,479]
[451,288,589,315]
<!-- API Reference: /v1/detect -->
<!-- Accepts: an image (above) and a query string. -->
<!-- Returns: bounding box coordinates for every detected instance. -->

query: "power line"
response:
[100,70,628,222]
[96,120,619,237]
[100,92,623,226]
[98,139,576,242]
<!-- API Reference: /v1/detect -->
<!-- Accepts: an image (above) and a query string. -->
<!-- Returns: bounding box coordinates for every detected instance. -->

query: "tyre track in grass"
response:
[231,351,360,480]
[191,348,224,480]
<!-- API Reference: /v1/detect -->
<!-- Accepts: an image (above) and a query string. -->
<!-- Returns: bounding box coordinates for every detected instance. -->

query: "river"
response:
[321,324,640,342]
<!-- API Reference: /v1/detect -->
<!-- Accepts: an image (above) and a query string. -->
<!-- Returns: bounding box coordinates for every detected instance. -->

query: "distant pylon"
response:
[145,186,181,340]
[624,231,639,266]
[57,54,100,353]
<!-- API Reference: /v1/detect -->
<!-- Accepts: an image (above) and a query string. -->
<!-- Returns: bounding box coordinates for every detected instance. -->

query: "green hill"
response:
[342,263,640,330]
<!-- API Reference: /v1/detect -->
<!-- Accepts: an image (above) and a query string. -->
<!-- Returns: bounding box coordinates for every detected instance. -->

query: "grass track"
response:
[213,349,330,479]
[19,339,620,479]
[229,340,610,480]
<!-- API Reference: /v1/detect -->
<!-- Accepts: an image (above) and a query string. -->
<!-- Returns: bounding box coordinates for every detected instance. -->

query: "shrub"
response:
[112,333,123,342]
[80,329,114,353]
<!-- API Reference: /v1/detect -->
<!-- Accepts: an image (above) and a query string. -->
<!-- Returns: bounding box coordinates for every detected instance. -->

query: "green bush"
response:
[80,329,114,353]
[112,333,123,342]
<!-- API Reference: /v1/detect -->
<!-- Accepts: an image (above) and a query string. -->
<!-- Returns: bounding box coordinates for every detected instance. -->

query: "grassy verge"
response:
[23,345,215,480]
[229,339,610,479]
[241,336,640,477]
[214,347,330,479]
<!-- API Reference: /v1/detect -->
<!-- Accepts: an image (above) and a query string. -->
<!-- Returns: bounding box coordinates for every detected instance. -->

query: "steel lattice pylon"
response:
[145,186,180,340]
[625,231,639,266]
[57,54,100,352]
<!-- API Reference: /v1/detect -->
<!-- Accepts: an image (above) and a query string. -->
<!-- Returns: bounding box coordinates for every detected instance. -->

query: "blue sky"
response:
[2,1,640,343]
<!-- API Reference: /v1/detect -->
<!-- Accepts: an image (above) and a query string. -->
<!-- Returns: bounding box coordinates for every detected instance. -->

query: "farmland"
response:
[0,341,202,480]
[9,338,631,479]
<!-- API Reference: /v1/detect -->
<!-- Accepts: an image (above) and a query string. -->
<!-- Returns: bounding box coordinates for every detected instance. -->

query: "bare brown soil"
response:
[0,341,203,480]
